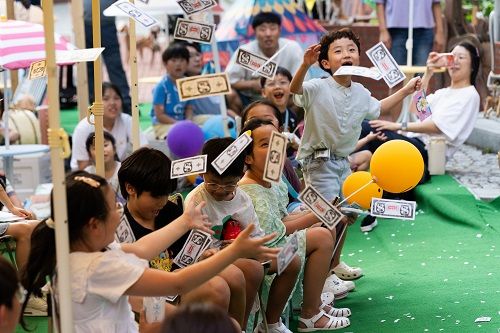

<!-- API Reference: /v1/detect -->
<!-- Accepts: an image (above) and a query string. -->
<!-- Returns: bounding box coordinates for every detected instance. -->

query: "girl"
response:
[84,131,122,200]
[20,171,278,332]
[240,119,351,332]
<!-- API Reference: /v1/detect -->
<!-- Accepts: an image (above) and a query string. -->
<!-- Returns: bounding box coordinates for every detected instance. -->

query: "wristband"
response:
[401,121,408,131]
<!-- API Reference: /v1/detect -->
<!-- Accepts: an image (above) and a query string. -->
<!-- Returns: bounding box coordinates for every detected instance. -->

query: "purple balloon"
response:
[166,121,205,158]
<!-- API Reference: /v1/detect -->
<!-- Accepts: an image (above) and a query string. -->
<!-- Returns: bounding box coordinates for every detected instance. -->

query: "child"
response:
[240,118,351,332]
[151,43,193,139]
[260,67,298,135]
[20,171,278,332]
[84,131,122,200]
[290,28,421,284]
[116,147,252,327]
[0,257,23,333]
[185,138,266,329]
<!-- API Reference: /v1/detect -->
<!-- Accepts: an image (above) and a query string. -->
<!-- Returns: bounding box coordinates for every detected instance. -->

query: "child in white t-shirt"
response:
[19,171,278,333]
[185,137,265,329]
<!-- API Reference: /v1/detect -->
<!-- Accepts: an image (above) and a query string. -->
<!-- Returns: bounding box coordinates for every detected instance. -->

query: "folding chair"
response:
[253,261,271,333]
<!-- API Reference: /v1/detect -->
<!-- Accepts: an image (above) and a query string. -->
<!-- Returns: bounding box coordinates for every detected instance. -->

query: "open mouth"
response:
[273,92,284,99]
[341,61,353,66]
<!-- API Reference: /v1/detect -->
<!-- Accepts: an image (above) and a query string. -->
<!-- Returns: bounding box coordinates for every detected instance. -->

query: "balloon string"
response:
[336,179,375,207]
[333,223,347,256]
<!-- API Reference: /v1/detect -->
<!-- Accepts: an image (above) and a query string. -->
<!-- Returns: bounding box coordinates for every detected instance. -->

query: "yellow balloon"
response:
[370,140,424,193]
[342,171,383,210]
[186,174,199,184]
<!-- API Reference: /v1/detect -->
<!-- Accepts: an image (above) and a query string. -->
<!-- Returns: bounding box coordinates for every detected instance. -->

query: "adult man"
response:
[84,0,132,114]
[225,11,303,113]
[375,0,444,66]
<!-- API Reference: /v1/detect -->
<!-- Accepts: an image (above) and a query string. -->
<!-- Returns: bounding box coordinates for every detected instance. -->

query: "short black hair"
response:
[240,118,276,161]
[251,11,281,29]
[318,28,361,74]
[260,66,292,88]
[162,43,190,63]
[241,99,284,129]
[173,40,201,54]
[85,131,117,155]
[452,41,481,84]
[118,147,177,199]
[203,137,245,178]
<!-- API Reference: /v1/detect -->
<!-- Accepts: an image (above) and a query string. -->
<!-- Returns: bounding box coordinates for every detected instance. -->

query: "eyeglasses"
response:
[116,202,124,217]
[16,284,27,304]
[264,80,290,88]
[204,182,238,192]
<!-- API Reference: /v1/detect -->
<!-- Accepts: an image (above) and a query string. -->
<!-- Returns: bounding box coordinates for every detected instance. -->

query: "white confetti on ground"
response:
[488,273,493,276]
[391,234,396,237]
[368,297,372,301]
[464,262,469,265]
[385,295,394,300]
[380,319,386,323]
[394,319,400,323]
[454,301,460,304]
[476,234,482,238]
[421,262,426,266]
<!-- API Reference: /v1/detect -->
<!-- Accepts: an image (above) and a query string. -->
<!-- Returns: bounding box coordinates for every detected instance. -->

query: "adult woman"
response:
[359,41,480,174]
[357,41,480,232]
[70,82,148,170]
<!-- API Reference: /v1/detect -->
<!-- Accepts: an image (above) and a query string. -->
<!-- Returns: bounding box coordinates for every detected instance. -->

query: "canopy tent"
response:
[206,0,325,70]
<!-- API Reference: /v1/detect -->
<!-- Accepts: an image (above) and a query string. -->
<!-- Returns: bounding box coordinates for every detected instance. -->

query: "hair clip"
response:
[74,176,100,188]
[45,218,55,229]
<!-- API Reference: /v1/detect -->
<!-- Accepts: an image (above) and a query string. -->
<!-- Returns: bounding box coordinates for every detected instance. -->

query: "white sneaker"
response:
[333,261,363,280]
[254,318,292,333]
[323,273,354,299]
[24,296,47,316]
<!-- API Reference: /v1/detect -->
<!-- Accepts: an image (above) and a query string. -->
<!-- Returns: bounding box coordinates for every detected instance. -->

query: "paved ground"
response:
[446,143,500,201]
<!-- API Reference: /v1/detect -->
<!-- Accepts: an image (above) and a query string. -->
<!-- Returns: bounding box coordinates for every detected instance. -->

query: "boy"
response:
[116,147,248,327]
[184,138,265,330]
[151,44,193,139]
[290,28,421,290]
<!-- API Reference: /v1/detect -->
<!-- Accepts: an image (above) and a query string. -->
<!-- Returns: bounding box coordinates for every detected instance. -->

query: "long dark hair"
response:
[102,82,123,103]
[241,99,283,130]
[20,171,109,329]
[452,41,481,85]
[0,257,18,309]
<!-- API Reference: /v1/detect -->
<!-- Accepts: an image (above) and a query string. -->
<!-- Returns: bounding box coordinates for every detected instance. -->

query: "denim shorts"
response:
[301,154,351,202]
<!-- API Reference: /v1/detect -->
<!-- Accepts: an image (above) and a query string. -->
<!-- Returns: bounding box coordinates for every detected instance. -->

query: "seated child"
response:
[0,256,23,333]
[20,171,278,332]
[84,131,122,201]
[185,138,267,328]
[151,44,193,139]
[240,118,351,332]
[116,147,254,327]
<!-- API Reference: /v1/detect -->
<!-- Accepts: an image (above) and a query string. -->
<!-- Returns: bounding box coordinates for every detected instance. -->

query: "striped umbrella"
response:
[0,19,75,70]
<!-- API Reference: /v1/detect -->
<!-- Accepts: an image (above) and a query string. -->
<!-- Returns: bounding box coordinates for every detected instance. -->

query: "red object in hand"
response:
[222,220,242,240]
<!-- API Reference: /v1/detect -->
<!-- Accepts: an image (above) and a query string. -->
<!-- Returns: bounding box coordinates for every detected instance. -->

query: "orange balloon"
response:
[370,140,424,193]
[186,174,199,184]
[342,171,383,210]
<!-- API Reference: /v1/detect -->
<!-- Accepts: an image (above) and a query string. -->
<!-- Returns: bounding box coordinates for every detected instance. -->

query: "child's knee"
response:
[236,259,264,284]
[205,277,231,308]
[222,265,246,291]
[307,228,334,251]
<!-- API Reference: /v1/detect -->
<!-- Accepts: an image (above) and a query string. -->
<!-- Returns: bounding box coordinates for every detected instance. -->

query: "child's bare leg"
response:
[266,255,300,324]
[181,276,230,311]
[331,225,347,269]
[5,220,39,270]
[233,258,264,327]
[300,228,334,327]
[219,264,247,327]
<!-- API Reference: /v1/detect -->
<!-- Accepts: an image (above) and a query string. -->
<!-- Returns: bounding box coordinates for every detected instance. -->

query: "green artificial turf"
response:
[14,175,500,332]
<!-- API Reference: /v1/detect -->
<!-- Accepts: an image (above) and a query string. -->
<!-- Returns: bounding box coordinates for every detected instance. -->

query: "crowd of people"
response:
[0,2,483,332]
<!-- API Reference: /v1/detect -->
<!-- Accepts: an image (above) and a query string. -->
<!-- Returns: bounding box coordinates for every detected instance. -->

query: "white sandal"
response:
[297,310,350,332]
[320,303,351,317]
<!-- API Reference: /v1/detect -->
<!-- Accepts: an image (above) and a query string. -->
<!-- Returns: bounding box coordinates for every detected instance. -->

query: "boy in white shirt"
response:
[185,138,265,330]
[290,28,421,288]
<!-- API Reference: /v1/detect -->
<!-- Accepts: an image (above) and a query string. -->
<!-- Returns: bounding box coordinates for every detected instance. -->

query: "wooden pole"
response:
[91,0,104,177]
[129,1,140,150]
[6,0,18,93]
[42,0,74,331]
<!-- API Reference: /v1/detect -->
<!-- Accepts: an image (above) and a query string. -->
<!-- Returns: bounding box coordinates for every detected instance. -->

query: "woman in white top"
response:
[19,171,278,333]
[70,82,148,170]
[359,41,481,175]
